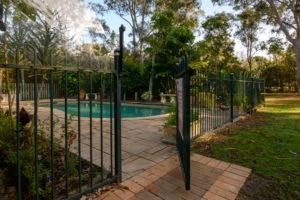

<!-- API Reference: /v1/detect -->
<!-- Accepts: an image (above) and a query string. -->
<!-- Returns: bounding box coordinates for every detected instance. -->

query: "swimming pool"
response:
[45,102,165,118]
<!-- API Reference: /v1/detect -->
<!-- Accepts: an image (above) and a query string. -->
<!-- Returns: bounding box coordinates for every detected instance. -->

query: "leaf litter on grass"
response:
[192,96,300,200]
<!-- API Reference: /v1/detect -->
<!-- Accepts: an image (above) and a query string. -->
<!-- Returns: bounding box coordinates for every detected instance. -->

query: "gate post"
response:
[176,54,193,190]
[114,25,125,183]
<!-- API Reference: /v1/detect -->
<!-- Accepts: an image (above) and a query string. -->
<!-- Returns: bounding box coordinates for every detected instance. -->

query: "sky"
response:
[84,0,271,58]
[94,1,233,41]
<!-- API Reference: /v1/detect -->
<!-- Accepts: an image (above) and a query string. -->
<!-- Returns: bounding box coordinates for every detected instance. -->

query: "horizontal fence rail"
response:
[189,70,265,139]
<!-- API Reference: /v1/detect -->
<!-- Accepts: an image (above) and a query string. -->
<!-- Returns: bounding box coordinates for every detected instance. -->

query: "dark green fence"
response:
[189,70,265,139]
[0,26,125,200]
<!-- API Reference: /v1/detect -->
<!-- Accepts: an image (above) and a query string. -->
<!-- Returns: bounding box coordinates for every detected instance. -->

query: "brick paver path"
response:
[98,154,251,200]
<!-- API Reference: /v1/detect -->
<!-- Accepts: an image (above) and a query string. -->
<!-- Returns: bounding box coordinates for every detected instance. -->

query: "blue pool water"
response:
[47,102,165,118]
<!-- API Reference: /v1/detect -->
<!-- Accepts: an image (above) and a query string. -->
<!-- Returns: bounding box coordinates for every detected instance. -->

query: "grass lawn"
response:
[192,96,300,200]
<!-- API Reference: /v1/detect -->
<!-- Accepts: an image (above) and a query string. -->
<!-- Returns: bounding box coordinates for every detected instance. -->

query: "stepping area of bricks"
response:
[99,154,251,200]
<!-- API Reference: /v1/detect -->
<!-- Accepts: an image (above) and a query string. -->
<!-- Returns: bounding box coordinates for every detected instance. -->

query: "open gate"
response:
[175,55,193,190]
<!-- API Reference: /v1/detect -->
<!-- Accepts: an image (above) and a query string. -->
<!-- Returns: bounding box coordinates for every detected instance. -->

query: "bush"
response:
[197,92,216,107]
[141,91,153,101]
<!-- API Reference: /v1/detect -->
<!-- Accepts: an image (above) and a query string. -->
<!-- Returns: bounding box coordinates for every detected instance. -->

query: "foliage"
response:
[212,0,300,87]
[141,91,152,101]
[197,92,217,108]
[261,45,297,92]
[100,0,153,62]
[164,103,177,127]
[144,8,195,93]
[190,13,240,71]
[235,8,261,71]
[121,52,149,99]
[164,102,199,128]
[0,107,87,199]
[60,72,79,97]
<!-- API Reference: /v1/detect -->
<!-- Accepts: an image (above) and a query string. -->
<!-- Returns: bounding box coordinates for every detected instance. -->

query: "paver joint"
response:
[98,153,251,200]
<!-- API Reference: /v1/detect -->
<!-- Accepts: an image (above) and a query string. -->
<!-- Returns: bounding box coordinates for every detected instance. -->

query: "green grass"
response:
[193,96,300,199]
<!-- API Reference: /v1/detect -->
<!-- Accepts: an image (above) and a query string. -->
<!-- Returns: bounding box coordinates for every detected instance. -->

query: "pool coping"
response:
[17,99,170,121]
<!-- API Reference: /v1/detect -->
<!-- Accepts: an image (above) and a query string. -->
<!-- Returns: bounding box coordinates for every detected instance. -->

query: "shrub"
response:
[197,92,216,107]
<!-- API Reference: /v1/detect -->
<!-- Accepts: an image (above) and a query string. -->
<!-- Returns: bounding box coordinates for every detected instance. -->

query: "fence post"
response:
[230,73,234,122]
[114,25,125,183]
[250,77,254,111]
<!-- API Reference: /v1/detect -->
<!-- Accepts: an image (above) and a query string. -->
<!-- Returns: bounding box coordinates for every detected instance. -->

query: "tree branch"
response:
[288,0,300,30]
[267,0,295,45]
[283,20,297,30]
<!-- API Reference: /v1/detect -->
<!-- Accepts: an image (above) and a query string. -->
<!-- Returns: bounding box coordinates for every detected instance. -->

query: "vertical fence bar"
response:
[114,50,122,182]
[50,69,55,200]
[205,70,208,132]
[89,72,93,186]
[110,73,113,175]
[77,70,82,192]
[230,73,234,122]
[214,75,217,129]
[251,77,254,111]
[100,73,104,181]
[64,70,69,198]
[16,67,22,200]
[115,25,125,182]
[185,57,191,190]
[34,68,39,200]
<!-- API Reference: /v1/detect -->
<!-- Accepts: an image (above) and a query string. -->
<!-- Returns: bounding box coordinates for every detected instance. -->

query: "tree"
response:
[235,8,260,72]
[212,0,300,90]
[267,37,284,64]
[144,8,195,93]
[199,13,239,73]
[98,0,153,63]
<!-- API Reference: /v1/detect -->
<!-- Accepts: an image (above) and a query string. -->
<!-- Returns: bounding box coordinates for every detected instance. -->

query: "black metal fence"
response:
[175,55,191,190]
[189,70,265,139]
[0,26,125,200]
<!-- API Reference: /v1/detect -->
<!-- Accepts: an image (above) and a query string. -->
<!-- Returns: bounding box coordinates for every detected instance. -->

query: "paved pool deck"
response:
[16,102,251,199]
[82,118,251,200]
[88,154,251,200]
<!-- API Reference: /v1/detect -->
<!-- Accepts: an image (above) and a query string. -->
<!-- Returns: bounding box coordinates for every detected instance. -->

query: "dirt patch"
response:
[193,108,266,155]
[236,173,275,200]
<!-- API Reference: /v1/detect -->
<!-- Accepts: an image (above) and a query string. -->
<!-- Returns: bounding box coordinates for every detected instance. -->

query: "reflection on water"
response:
[48,103,165,118]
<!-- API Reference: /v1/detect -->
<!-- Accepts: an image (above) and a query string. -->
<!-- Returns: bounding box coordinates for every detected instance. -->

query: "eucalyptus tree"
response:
[235,8,260,72]
[98,0,154,63]
[201,13,238,73]
[212,0,300,90]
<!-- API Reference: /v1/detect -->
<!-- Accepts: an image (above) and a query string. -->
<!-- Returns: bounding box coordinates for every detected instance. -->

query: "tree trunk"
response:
[3,5,14,128]
[139,41,144,64]
[149,55,155,95]
[132,28,138,56]
[295,39,300,92]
